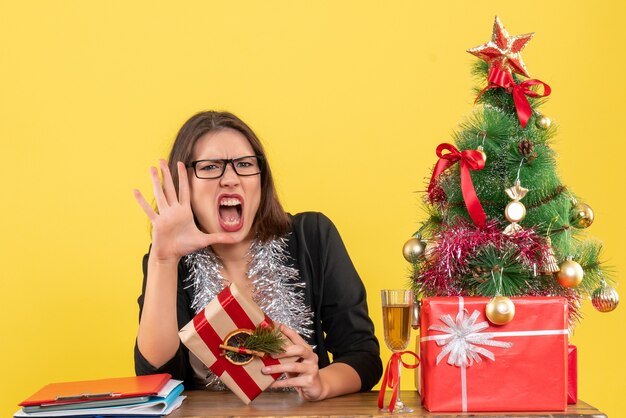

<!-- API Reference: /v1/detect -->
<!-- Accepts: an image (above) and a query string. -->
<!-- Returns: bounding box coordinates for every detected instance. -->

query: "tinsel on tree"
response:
[405,16,619,325]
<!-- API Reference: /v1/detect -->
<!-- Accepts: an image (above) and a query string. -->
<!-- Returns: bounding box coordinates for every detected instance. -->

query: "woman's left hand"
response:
[262,324,328,401]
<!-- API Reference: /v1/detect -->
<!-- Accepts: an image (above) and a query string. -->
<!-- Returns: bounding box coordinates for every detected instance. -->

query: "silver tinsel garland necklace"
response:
[184,236,313,389]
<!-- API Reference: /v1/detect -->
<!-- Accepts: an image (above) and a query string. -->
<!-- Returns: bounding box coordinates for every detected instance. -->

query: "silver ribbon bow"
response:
[428,309,513,367]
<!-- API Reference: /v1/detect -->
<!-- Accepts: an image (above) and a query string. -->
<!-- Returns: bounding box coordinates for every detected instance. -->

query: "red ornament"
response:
[467,16,534,77]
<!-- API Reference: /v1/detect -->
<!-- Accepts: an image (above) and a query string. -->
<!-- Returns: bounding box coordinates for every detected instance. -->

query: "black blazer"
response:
[134,212,382,391]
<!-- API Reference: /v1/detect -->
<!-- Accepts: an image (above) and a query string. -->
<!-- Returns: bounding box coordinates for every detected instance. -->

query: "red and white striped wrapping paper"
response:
[179,284,296,404]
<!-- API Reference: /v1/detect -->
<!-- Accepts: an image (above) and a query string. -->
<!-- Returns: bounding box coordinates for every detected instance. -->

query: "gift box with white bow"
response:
[419,296,568,412]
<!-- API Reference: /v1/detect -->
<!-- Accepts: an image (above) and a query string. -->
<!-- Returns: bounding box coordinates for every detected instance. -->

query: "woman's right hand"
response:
[133,159,234,264]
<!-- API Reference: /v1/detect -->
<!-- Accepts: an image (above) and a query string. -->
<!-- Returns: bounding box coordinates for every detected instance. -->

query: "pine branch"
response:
[418,204,444,238]
[572,239,607,295]
[244,326,286,355]
[463,244,532,296]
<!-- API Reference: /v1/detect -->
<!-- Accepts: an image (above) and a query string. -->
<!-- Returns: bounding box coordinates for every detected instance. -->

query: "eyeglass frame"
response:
[187,155,265,179]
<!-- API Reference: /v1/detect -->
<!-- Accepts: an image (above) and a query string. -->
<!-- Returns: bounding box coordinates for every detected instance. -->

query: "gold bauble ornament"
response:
[477,145,487,164]
[556,258,584,288]
[570,202,594,229]
[505,201,526,223]
[535,114,551,130]
[591,281,619,313]
[485,296,516,325]
[403,235,427,262]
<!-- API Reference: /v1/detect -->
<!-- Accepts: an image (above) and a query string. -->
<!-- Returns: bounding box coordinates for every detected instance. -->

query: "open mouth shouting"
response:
[218,194,244,232]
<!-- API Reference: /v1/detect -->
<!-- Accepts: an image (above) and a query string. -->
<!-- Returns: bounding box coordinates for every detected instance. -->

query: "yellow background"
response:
[1,1,624,416]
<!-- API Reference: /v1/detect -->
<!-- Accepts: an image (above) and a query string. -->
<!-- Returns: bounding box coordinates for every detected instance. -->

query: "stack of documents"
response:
[14,374,184,417]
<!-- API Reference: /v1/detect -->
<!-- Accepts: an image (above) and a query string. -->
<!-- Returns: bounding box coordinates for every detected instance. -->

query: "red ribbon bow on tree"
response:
[428,143,487,227]
[477,65,551,128]
[377,351,420,413]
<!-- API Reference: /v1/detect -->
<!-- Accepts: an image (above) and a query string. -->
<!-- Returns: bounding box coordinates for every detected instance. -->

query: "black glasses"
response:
[188,155,264,179]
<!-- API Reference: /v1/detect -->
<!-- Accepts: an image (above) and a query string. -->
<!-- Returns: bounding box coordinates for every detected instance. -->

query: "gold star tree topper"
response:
[467,16,534,78]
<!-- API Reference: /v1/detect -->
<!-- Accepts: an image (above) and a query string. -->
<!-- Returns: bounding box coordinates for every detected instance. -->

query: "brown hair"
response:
[167,111,291,241]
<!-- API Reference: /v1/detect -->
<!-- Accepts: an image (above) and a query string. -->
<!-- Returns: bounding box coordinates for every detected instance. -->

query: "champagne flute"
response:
[381,289,413,413]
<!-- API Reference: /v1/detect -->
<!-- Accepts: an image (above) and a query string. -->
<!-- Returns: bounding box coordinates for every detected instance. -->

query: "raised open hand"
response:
[133,159,234,263]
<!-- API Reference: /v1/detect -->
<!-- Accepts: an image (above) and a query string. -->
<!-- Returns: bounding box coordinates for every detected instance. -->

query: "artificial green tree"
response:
[405,17,618,323]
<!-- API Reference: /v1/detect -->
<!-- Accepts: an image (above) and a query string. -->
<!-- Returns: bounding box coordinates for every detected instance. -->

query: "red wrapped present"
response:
[568,345,578,404]
[179,284,295,404]
[420,296,568,412]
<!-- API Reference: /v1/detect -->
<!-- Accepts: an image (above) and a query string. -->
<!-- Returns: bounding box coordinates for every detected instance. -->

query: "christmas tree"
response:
[406,16,619,325]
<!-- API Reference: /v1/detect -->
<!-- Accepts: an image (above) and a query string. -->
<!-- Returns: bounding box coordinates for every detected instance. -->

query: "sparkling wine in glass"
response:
[381,289,413,412]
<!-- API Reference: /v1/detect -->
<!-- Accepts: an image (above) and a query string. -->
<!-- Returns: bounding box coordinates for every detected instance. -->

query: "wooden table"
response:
[169,391,607,417]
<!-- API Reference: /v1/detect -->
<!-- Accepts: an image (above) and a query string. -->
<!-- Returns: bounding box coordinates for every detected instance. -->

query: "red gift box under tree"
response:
[419,296,568,412]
